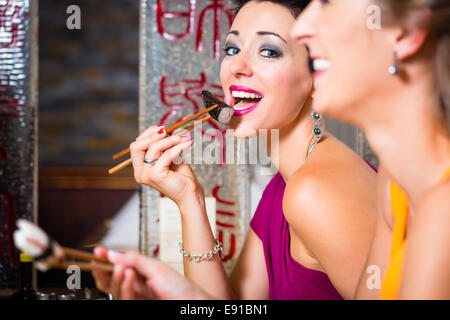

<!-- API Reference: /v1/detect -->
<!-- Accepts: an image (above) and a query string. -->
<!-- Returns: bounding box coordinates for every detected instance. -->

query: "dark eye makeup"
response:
[260,45,282,59]
[223,44,240,56]
[223,41,283,59]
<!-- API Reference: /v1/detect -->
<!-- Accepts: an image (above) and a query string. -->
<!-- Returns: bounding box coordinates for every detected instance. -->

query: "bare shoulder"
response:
[417,178,450,220]
[283,135,377,238]
[282,136,378,297]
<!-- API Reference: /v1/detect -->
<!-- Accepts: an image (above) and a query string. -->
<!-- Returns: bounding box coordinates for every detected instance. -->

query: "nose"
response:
[290,2,317,47]
[228,49,253,78]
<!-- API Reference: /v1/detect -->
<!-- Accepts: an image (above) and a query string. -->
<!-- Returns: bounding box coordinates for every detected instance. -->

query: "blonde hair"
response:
[376,0,450,131]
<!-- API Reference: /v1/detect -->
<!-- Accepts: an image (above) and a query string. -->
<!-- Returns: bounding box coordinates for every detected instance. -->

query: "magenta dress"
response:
[250,173,343,300]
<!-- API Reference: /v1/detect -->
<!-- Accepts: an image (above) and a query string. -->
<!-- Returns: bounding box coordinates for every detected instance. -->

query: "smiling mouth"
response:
[311,58,331,78]
[229,85,263,116]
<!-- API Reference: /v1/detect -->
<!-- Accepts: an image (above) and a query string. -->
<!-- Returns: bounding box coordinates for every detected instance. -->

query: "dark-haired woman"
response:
[92,0,377,300]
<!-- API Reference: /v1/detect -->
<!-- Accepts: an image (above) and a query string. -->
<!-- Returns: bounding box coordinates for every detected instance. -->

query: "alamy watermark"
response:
[66,265,81,290]
[170,126,279,176]
[66,5,81,30]
[367,5,381,30]
[366,265,381,290]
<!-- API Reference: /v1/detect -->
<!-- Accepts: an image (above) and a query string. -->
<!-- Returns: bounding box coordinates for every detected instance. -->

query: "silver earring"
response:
[388,51,399,75]
[308,112,324,158]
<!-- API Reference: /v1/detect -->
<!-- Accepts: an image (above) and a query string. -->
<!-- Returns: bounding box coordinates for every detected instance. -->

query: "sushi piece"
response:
[14,219,64,271]
[201,90,235,125]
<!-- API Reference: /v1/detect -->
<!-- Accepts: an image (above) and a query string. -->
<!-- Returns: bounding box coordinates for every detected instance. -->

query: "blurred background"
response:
[38,0,140,288]
[39,0,138,246]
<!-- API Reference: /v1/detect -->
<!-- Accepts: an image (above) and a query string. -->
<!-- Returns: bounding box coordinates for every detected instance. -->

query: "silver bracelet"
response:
[179,239,223,262]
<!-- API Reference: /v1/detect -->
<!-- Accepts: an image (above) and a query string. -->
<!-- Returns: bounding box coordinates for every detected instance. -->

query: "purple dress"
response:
[250,173,343,300]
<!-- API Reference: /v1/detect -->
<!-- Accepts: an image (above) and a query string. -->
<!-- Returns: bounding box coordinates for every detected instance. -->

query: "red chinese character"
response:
[159,73,228,165]
[159,75,185,125]
[182,72,208,114]
[219,230,236,262]
[0,87,19,162]
[0,100,19,119]
[156,0,196,41]
[0,191,18,267]
[181,74,227,163]
[159,72,222,126]
[212,185,234,206]
[213,185,236,228]
[212,185,237,261]
[152,244,160,257]
[196,0,234,60]
[0,1,24,48]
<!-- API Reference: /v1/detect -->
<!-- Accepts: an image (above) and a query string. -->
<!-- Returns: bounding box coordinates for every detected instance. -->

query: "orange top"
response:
[381,167,450,300]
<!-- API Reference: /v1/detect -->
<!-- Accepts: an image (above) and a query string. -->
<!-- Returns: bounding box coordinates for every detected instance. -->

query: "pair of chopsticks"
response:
[50,247,113,272]
[108,104,218,175]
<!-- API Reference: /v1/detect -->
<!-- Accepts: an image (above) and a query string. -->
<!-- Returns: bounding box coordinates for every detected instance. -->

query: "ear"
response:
[388,8,431,61]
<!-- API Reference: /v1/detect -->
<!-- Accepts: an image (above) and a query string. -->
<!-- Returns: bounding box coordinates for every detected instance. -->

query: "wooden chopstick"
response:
[61,247,111,265]
[108,115,211,175]
[108,158,132,175]
[51,261,114,272]
[165,104,216,135]
[49,246,114,272]
[113,148,130,160]
[112,104,218,160]
[173,114,211,137]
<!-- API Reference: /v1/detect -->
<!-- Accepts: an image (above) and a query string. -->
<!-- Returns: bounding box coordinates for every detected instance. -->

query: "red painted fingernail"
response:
[157,124,164,127]
[158,128,164,134]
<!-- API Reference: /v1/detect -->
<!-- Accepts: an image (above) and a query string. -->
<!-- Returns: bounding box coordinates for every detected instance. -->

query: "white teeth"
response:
[313,59,331,71]
[231,90,262,99]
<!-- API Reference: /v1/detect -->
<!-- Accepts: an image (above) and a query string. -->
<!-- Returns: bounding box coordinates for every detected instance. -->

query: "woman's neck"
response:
[265,97,318,182]
[363,81,450,211]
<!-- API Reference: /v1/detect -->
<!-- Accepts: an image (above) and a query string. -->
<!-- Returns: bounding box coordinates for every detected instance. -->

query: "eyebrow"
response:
[226,30,288,43]
[257,31,287,43]
[226,30,239,37]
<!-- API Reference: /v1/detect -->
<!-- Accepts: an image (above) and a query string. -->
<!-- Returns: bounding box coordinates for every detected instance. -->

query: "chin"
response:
[232,127,258,139]
[317,98,355,124]
[226,117,254,139]
[313,94,337,116]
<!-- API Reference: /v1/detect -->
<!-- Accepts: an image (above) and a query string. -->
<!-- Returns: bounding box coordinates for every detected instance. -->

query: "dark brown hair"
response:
[231,0,309,18]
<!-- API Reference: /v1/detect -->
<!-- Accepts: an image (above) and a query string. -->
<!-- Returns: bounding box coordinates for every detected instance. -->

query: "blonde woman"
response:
[292,0,450,299]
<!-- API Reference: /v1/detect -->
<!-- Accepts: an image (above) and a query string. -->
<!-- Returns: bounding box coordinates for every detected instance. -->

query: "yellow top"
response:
[381,167,450,300]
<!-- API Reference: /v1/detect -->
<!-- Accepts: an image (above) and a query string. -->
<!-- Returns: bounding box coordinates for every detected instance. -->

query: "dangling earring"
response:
[308,111,324,158]
[388,51,399,75]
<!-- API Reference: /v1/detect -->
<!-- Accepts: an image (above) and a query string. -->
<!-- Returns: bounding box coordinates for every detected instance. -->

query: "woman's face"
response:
[291,0,395,125]
[220,1,312,138]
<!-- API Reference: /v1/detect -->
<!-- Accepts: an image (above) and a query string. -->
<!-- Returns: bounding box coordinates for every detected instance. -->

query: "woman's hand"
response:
[130,125,203,207]
[92,246,210,300]
[92,247,151,299]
